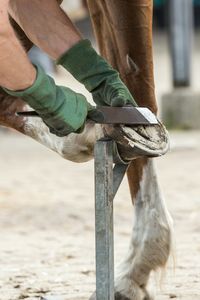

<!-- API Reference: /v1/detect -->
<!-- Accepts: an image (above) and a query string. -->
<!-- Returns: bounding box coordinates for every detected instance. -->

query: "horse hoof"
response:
[89,292,96,300]
[115,291,131,299]
[89,291,133,300]
[103,122,169,161]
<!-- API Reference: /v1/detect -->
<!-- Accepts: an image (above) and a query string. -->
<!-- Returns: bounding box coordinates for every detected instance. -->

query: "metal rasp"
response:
[17,106,158,125]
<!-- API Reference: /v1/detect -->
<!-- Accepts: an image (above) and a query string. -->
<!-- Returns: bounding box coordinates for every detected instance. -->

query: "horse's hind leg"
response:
[114,160,172,300]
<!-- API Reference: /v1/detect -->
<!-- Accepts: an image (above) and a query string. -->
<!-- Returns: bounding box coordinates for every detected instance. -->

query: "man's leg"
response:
[0,0,36,90]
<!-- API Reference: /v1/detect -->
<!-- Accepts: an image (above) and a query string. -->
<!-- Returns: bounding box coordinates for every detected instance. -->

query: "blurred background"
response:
[1,1,200,300]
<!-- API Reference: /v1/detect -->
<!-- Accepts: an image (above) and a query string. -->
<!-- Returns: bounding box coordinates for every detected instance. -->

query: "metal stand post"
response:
[161,0,200,129]
[94,139,128,300]
[169,0,193,87]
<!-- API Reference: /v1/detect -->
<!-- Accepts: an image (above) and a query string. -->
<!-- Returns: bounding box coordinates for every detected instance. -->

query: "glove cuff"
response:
[56,39,115,92]
[57,39,91,69]
[3,65,57,111]
[3,65,45,97]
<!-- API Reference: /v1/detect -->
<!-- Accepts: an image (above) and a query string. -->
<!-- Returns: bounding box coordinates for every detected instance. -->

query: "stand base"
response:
[161,88,200,129]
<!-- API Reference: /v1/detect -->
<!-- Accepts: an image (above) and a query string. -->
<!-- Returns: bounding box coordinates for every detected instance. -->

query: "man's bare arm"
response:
[0,0,36,90]
[0,0,64,90]
[9,0,82,60]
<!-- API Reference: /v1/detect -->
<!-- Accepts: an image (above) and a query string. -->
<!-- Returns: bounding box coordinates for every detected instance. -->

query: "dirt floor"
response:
[0,130,200,300]
[1,27,200,300]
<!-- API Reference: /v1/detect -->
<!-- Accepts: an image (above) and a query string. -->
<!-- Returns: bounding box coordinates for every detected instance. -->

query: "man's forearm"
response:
[0,4,36,90]
[9,0,82,60]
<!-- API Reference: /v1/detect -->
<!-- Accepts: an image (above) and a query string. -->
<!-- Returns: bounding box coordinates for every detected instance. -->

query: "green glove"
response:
[3,65,91,137]
[57,39,137,107]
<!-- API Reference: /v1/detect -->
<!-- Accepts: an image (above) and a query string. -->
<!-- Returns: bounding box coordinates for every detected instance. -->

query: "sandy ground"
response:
[1,130,200,300]
[1,30,200,300]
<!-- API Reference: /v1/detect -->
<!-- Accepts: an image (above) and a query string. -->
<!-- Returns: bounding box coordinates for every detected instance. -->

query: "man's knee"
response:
[0,18,13,39]
[0,1,12,34]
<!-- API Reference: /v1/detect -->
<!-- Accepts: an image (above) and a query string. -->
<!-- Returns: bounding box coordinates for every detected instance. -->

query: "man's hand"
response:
[57,40,138,107]
[3,65,92,137]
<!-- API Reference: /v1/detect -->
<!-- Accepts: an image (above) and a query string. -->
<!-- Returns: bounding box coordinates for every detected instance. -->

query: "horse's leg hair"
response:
[114,160,173,299]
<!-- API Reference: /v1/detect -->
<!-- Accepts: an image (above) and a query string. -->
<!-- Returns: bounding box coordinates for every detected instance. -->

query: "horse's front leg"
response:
[114,159,173,300]
[86,0,173,298]
[0,90,100,163]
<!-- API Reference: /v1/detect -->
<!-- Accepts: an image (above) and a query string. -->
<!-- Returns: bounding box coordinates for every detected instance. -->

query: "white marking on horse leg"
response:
[24,117,102,163]
[115,159,173,300]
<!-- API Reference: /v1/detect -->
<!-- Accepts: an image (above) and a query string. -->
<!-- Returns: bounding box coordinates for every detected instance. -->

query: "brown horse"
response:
[0,1,172,299]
